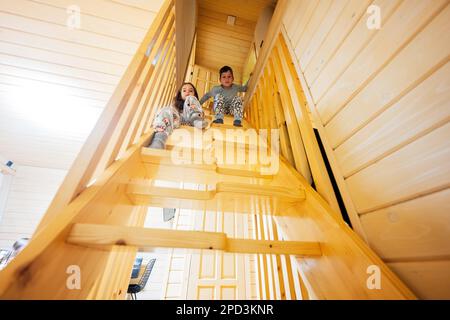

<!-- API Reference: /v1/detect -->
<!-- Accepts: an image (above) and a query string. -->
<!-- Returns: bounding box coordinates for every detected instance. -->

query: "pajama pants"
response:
[213,94,244,121]
[153,96,205,135]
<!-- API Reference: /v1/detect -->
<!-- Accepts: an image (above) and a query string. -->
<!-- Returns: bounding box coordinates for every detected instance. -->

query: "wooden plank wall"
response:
[282,0,450,299]
[190,64,220,99]
[195,0,267,75]
[175,0,197,86]
[0,0,165,169]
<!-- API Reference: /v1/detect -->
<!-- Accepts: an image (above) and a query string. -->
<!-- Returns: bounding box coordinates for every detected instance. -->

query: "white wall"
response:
[0,165,66,249]
[0,0,165,170]
[0,0,165,248]
[0,173,8,224]
[282,0,450,299]
[134,206,173,300]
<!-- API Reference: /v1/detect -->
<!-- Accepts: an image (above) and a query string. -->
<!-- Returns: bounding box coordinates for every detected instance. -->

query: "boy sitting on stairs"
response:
[199,66,250,127]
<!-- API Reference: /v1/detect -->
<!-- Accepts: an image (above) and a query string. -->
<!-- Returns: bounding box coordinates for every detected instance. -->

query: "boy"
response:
[199,66,249,127]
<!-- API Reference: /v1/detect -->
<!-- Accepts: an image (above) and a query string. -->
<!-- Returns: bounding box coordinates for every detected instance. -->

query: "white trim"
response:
[0,173,13,225]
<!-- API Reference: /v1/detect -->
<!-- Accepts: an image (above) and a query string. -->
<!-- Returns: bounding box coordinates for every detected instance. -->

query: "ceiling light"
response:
[227,15,236,26]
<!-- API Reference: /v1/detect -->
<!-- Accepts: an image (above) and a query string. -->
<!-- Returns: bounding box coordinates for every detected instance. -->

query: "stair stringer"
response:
[270,157,416,299]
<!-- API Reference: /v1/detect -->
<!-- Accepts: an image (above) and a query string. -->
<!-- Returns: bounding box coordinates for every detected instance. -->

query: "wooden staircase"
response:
[0,0,416,300]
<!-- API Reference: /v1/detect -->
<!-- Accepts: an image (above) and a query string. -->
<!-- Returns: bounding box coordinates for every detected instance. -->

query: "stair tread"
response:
[127,181,304,201]
[67,223,321,256]
[140,147,275,178]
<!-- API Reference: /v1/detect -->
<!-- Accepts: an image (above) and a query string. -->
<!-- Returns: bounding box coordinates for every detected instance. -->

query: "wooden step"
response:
[126,181,305,213]
[140,147,216,170]
[127,182,305,201]
[165,123,268,152]
[166,125,213,150]
[140,163,268,186]
[67,223,321,256]
[140,147,274,179]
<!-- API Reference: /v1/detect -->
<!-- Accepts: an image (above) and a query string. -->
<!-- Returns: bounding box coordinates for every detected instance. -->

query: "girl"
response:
[148,82,208,149]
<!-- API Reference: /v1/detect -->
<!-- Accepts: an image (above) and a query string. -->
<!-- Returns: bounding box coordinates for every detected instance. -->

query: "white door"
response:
[187,208,247,300]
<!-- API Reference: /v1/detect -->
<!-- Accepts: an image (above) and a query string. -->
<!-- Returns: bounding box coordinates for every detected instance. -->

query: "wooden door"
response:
[187,207,248,299]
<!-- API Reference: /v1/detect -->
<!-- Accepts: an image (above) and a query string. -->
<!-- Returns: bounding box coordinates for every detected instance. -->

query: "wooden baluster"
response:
[33,0,175,233]
[100,13,176,172]
[125,28,176,148]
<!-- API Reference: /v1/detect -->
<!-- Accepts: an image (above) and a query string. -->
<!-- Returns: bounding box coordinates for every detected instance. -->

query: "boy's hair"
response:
[173,82,199,112]
[219,66,234,78]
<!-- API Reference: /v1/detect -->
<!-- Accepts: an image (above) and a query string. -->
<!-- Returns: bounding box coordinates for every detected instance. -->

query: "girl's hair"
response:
[219,65,233,78]
[173,82,199,112]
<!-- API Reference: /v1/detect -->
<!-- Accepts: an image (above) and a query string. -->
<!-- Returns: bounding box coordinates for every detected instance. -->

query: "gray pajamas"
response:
[148,96,207,149]
[199,82,248,121]
[213,94,244,121]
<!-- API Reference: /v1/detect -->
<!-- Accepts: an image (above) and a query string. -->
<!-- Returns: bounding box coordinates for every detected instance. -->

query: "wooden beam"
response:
[102,13,176,170]
[127,181,305,203]
[270,216,287,299]
[276,36,341,217]
[142,51,177,135]
[67,223,322,256]
[126,30,176,147]
[140,147,274,179]
[175,0,197,86]
[271,42,312,184]
[216,182,304,200]
[140,147,217,170]
[279,26,368,241]
[244,0,288,106]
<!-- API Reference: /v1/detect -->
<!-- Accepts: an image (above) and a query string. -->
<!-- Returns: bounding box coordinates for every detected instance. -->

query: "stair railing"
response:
[0,0,177,299]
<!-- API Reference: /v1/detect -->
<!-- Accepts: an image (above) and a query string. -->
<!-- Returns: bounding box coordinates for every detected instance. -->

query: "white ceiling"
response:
[0,0,165,170]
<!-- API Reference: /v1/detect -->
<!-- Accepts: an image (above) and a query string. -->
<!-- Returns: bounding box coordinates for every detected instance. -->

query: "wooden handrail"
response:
[103,14,176,169]
[244,0,288,107]
[242,2,341,217]
[34,0,175,234]
[126,30,176,148]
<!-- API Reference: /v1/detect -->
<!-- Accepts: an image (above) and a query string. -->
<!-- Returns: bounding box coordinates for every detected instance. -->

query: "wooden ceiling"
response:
[0,0,164,170]
[195,0,276,78]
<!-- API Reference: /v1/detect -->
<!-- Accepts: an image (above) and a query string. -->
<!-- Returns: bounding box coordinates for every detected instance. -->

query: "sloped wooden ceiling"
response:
[196,0,276,78]
[0,0,165,170]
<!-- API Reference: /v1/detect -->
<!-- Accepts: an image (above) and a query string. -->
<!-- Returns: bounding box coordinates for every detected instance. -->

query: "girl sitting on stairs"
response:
[147,83,207,222]
[148,82,208,149]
